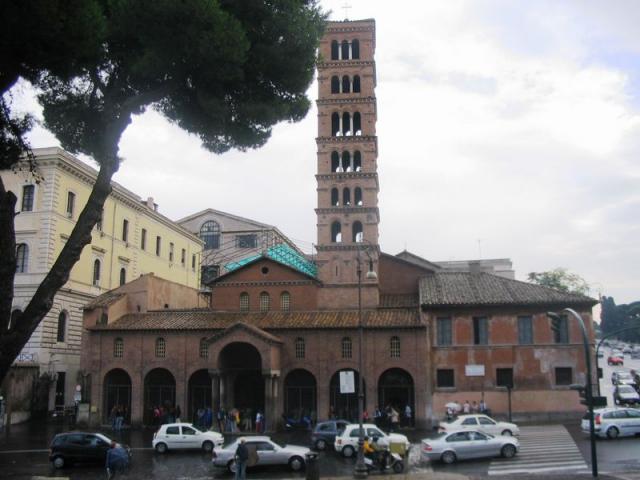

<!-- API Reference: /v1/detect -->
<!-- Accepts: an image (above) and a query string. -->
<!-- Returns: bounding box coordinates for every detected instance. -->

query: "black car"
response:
[49,432,131,469]
[311,420,350,450]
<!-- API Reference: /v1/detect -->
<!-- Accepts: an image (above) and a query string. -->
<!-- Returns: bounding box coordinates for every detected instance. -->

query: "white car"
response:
[582,407,640,439]
[438,414,519,437]
[212,436,309,472]
[152,423,224,453]
[334,423,410,457]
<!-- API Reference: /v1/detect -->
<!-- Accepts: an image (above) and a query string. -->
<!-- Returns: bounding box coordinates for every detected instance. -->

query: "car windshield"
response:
[619,386,635,393]
[95,433,113,444]
[426,432,447,439]
[187,424,202,433]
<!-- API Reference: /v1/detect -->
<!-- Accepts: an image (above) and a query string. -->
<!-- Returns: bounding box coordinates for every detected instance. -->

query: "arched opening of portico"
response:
[284,369,317,422]
[188,369,212,423]
[144,368,176,425]
[104,368,131,424]
[218,342,265,416]
[330,368,365,422]
[378,368,415,427]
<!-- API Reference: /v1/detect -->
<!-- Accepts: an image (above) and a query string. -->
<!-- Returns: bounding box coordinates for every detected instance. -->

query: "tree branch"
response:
[0,176,17,331]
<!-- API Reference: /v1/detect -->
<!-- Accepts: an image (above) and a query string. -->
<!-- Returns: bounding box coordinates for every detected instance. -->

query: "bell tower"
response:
[315,19,380,309]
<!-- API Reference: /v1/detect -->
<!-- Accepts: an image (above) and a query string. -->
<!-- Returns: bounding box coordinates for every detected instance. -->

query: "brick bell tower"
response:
[315,19,380,310]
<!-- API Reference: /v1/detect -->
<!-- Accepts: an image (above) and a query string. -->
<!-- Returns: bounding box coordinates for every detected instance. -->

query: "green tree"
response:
[527,268,590,295]
[0,0,325,384]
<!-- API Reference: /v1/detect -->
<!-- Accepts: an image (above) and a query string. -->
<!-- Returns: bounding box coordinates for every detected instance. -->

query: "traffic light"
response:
[570,384,607,407]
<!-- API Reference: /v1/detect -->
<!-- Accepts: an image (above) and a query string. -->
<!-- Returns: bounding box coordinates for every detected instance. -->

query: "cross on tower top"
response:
[341,2,352,20]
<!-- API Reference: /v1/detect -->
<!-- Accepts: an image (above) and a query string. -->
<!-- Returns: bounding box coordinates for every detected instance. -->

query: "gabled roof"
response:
[206,321,283,345]
[84,291,126,310]
[87,309,423,331]
[223,244,317,279]
[177,208,274,230]
[393,250,442,271]
[419,272,597,308]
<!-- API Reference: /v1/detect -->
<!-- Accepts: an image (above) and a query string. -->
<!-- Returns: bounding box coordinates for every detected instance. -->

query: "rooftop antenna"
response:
[342,1,352,20]
[477,238,483,260]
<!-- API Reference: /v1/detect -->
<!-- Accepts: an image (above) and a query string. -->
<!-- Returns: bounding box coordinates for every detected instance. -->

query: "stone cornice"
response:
[324,23,375,34]
[316,136,377,147]
[315,207,379,217]
[315,244,381,253]
[316,172,379,186]
[213,280,317,288]
[317,60,375,70]
[316,96,376,106]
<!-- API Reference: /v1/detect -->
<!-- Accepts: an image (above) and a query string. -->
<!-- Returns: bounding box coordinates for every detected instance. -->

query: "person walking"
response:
[234,437,249,480]
[115,406,124,432]
[389,407,399,432]
[105,441,129,479]
[463,400,471,414]
[175,405,182,423]
[403,404,412,427]
[255,411,263,433]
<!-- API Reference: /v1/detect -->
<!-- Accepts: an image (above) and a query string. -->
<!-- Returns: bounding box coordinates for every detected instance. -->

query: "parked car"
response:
[608,355,624,366]
[49,432,131,469]
[623,346,632,354]
[612,371,636,386]
[212,436,309,472]
[310,419,350,450]
[582,407,640,439]
[152,423,224,453]
[631,351,640,360]
[613,385,640,406]
[421,430,519,464]
[438,414,519,437]
[334,423,410,458]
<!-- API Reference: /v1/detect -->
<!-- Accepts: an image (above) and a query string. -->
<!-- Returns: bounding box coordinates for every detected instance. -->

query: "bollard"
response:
[305,452,319,480]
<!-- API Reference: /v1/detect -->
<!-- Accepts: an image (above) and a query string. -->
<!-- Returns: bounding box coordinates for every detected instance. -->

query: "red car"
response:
[607,355,624,366]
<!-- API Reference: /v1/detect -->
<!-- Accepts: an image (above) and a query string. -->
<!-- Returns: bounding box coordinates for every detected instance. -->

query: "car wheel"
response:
[342,445,355,458]
[606,426,619,439]
[155,442,168,454]
[315,439,327,451]
[52,456,65,469]
[289,456,305,471]
[202,441,214,453]
[393,460,404,473]
[227,460,237,474]
[501,429,513,436]
[501,444,517,458]
[441,451,456,464]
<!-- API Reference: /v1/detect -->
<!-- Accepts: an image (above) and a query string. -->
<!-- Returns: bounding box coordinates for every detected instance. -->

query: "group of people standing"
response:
[372,404,412,431]
[152,404,181,425]
[445,399,490,420]
[109,405,128,431]
[212,407,265,433]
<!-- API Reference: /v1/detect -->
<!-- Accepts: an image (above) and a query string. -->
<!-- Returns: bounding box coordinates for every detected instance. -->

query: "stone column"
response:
[263,373,273,432]
[272,373,281,429]
[208,369,220,411]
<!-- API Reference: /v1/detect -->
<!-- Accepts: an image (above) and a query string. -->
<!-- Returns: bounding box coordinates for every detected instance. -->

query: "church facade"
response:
[80,19,596,429]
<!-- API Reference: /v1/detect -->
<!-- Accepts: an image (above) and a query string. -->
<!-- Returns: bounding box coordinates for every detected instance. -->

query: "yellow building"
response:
[3,147,203,413]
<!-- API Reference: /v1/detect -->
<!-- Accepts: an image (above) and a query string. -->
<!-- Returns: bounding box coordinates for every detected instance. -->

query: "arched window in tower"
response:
[331,188,339,206]
[331,76,340,94]
[342,151,351,172]
[331,221,342,243]
[352,221,364,243]
[331,40,339,60]
[119,267,126,286]
[342,112,351,136]
[352,39,360,59]
[342,75,350,93]
[343,188,351,206]
[355,187,363,206]
[331,151,340,172]
[341,40,350,60]
[353,112,362,136]
[354,151,362,172]
[353,75,361,93]
[259,291,270,312]
[240,292,249,312]
[92,259,101,286]
[331,112,340,136]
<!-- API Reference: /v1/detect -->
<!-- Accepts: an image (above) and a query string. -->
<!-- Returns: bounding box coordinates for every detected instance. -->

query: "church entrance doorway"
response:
[144,368,176,425]
[103,368,131,424]
[218,342,264,421]
[378,368,414,426]
[330,369,365,422]
[284,369,317,422]
[188,369,212,424]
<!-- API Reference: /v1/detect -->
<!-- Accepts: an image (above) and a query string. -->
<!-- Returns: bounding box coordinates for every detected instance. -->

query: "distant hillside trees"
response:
[600,296,640,343]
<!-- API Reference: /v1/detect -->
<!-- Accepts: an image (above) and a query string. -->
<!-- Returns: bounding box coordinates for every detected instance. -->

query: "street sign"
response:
[339,371,355,394]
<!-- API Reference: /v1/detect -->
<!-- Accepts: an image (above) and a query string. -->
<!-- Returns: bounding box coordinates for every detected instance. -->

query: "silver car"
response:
[212,437,309,472]
[582,407,640,439]
[438,414,519,437]
[421,430,519,464]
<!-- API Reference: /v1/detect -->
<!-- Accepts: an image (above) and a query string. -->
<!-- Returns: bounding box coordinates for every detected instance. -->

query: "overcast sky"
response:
[14,0,640,305]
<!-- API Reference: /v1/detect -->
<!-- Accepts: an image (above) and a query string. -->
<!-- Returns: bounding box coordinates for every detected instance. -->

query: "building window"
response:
[237,234,257,248]
[96,208,103,231]
[201,265,219,286]
[56,310,67,343]
[555,367,572,386]
[352,221,363,243]
[155,338,166,358]
[119,267,126,286]
[21,185,34,211]
[341,337,352,359]
[390,336,400,358]
[66,191,75,217]
[181,248,186,265]
[191,254,196,270]
[553,315,569,344]
[92,259,101,286]
[280,291,291,312]
[114,338,124,358]
[169,242,174,262]
[141,228,147,250]
[437,369,455,388]
[518,315,533,344]
[496,368,514,388]
[331,221,342,242]
[436,317,452,346]
[122,219,129,242]
[15,243,28,273]
[240,292,249,312]
[259,291,270,312]
[473,316,489,345]
[200,221,220,250]
[199,338,209,359]
[295,337,305,359]
[156,236,161,256]
[99,313,108,325]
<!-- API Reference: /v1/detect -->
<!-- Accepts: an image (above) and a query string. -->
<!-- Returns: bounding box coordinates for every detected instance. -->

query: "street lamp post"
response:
[354,244,377,479]
[548,308,598,478]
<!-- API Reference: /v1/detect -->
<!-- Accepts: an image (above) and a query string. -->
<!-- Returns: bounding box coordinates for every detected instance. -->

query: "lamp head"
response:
[365,270,378,281]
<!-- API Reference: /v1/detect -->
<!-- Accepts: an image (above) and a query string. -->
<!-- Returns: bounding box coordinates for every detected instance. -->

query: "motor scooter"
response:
[363,450,404,474]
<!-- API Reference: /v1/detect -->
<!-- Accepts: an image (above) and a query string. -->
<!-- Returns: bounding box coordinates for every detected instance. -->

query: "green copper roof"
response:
[225,244,317,278]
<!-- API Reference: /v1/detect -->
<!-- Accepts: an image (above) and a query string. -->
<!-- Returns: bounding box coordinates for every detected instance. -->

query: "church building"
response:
[80,19,596,429]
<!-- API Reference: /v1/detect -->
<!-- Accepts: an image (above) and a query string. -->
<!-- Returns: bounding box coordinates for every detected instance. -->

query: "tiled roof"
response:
[88,309,422,331]
[419,272,597,308]
[83,291,126,310]
[379,294,419,308]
